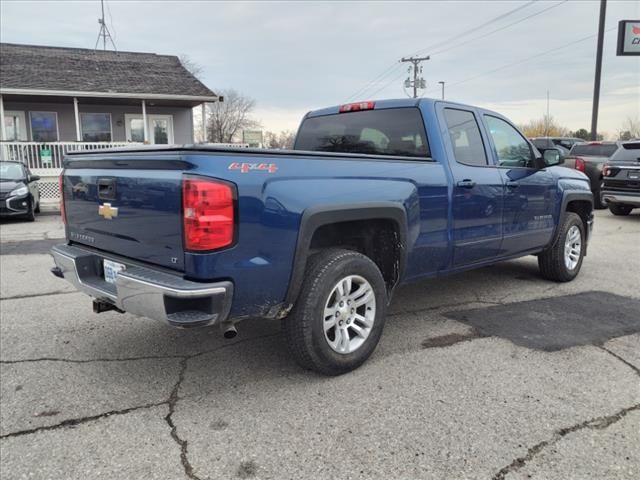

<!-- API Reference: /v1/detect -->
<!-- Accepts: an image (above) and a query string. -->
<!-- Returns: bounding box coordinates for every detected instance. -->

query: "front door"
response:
[440,107,504,268]
[482,115,556,255]
[125,114,174,144]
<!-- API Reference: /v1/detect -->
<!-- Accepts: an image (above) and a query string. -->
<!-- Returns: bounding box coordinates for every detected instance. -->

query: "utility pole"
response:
[401,56,429,98]
[590,0,607,141]
[438,81,445,100]
[545,90,550,136]
[94,0,117,51]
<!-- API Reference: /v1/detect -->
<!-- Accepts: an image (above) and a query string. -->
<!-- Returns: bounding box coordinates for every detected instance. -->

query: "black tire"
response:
[593,181,606,209]
[34,201,40,213]
[538,212,585,282]
[24,199,36,222]
[609,204,633,216]
[283,249,387,376]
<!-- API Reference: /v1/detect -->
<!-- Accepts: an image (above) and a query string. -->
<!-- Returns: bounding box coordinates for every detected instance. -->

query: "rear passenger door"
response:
[440,107,504,267]
[483,115,556,254]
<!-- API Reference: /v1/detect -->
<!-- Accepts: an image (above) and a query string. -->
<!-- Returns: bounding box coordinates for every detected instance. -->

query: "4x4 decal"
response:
[228,162,278,173]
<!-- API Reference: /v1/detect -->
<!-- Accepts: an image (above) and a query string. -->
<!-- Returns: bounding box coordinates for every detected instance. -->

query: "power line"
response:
[428,0,568,58]
[428,26,617,94]
[408,0,537,57]
[344,0,537,101]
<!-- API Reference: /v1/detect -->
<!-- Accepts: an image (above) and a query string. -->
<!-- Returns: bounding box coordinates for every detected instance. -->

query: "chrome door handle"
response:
[506,181,519,189]
[457,179,476,189]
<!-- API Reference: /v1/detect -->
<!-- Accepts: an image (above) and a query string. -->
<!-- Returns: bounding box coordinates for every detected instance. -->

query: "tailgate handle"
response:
[98,178,116,200]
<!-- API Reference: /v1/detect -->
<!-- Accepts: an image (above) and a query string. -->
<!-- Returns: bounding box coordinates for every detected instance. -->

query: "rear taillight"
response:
[59,174,66,224]
[575,157,586,173]
[339,101,375,113]
[183,176,235,251]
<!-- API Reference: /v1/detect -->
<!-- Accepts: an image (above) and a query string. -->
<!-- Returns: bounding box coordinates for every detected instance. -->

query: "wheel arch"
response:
[284,203,408,307]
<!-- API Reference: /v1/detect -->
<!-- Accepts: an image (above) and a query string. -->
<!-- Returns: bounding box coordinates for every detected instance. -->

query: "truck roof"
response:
[305,97,496,119]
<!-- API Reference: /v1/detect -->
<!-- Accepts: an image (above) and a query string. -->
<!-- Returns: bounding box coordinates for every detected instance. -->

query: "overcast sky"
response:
[1,0,639,136]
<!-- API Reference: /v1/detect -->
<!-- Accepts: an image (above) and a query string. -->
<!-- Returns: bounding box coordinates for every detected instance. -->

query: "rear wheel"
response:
[283,249,387,376]
[609,204,633,216]
[538,212,584,282]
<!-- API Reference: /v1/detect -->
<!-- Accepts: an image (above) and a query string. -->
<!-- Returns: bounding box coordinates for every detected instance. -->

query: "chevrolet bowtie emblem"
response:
[98,203,118,220]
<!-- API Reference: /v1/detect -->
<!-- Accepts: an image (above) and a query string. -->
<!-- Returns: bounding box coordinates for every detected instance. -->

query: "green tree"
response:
[571,128,590,140]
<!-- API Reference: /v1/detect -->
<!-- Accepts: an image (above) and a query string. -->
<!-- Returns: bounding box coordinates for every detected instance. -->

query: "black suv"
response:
[0,161,41,221]
[602,141,640,216]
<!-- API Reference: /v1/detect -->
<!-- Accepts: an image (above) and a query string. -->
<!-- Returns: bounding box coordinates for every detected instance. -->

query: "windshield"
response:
[0,162,26,181]
[570,144,618,157]
[294,107,430,158]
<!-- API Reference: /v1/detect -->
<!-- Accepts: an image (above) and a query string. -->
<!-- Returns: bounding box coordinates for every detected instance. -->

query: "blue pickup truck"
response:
[51,98,594,375]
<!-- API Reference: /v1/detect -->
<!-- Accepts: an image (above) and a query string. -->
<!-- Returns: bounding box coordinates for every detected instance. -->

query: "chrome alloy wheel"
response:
[323,275,376,354]
[564,225,582,271]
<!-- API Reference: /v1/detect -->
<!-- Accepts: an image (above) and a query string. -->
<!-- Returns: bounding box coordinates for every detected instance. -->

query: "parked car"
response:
[0,161,40,221]
[530,137,585,158]
[602,140,640,216]
[50,98,594,375]
[563,141,621,209]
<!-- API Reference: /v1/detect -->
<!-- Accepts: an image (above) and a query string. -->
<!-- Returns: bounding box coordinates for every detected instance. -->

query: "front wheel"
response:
[538,212,585,282]
[283,249,387,376]
[609,204,633,216]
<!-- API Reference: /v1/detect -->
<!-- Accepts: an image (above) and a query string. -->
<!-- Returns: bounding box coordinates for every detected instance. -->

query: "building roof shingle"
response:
[0,43,217,100]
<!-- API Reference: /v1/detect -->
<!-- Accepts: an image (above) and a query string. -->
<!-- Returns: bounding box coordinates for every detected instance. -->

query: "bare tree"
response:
[617,116,640,140]
[206,89,261,143]
[179,54,204,80]
[264,130,296,149]
[519,115,569,138]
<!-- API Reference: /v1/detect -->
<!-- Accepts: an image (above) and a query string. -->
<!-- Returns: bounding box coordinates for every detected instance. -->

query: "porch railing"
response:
[0,141,136,169]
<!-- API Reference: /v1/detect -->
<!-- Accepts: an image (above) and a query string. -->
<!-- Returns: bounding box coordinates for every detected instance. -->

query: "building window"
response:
[4,111,27,141]
[29,112,59,142]
[80,113,112,142]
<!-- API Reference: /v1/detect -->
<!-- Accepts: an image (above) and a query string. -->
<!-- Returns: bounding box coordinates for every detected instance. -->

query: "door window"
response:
[4,111,27,141]
[485,115,533,168]
[443,109,487,166]
[125,114,173,144]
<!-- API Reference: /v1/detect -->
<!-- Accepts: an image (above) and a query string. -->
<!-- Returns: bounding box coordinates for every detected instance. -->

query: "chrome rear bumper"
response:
[50,244,233,328]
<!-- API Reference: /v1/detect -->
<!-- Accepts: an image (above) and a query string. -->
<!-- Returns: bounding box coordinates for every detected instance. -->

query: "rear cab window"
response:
[294,107,430,158]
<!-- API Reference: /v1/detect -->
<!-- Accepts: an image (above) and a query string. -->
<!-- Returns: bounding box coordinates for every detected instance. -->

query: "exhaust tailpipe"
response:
[222,324,238,339]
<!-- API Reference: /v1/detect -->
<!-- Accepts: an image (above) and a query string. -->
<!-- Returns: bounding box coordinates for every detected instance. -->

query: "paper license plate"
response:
[104,259,126,284]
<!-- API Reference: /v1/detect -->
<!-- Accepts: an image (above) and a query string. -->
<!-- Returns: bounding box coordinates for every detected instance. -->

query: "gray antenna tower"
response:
[94,0,117,51]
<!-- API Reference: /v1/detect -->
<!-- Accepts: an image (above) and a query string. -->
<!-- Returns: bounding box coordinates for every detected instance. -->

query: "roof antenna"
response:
[94,0,117,51]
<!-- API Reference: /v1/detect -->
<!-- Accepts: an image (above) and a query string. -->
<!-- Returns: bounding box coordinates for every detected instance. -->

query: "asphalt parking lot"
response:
[0,211,638,480]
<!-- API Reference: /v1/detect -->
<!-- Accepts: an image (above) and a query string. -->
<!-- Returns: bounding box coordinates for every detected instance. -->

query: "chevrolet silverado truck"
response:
[51,98,594,375]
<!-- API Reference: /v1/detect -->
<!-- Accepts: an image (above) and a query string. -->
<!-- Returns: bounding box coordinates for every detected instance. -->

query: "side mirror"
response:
[29,175,41,182]
[542,148,561,166]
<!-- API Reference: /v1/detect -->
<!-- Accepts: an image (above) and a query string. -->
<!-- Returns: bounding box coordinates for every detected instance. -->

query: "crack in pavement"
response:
[1,332,281,479]
[164,357,203,480]
[492,403,640,480]
[0,355,187,365]
[0,401,168,440]
[0,290,78,301]
[599,346,640,377]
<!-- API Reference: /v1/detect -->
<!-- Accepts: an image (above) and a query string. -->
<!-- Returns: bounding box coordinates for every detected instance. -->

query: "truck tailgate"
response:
[63,168,184,270]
